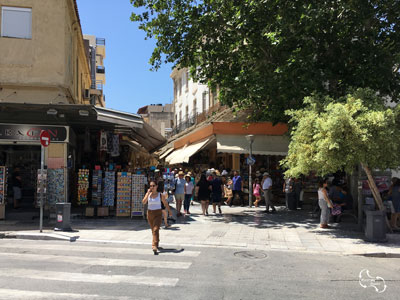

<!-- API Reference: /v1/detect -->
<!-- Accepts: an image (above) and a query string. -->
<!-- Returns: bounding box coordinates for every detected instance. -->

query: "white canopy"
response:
[216,134,289,155]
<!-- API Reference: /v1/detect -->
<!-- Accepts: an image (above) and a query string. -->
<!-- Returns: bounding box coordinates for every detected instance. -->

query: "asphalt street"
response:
[0,239,399,300]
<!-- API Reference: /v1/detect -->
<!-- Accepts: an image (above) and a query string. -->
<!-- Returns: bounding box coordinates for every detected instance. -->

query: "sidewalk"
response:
[1,203,400,257]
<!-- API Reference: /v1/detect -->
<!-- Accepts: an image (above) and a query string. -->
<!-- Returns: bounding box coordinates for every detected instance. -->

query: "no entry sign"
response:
[40,130,51,147]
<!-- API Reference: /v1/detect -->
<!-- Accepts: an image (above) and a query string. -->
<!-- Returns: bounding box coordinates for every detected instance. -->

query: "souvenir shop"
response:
[0,103,166,220]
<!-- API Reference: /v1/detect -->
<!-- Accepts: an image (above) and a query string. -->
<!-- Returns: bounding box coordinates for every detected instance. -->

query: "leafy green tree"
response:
[131,0,400,122]
[282,88,400,216]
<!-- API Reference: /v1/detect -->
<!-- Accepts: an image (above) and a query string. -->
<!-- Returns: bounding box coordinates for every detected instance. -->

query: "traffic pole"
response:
[40,145,44,233]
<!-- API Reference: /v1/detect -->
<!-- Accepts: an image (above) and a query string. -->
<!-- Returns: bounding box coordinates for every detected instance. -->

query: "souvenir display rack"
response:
[91,170,102,206]
[47,169,65,205]
[0,166,6,204]
[36,169,48,208]
[77,169,89,205]
[116,172,131,217]
[103,171,115,206]
[131,174,146,217]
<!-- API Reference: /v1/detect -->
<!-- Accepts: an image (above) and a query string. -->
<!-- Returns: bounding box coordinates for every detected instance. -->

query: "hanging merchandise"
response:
[111,134,120,157]
[100,130,108,152]
[47,169,65,204]
[131,174,146,217]
[103,171,115,206]
[77,169,89,205]
[107,132,114,153]
[116,172,131,217]
[84,127,92,152]
[35,169,48,208]
[92,169,102,206]
[0,166,7,204]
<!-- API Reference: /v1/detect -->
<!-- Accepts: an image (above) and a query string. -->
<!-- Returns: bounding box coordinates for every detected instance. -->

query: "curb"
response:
[2,232,78,242]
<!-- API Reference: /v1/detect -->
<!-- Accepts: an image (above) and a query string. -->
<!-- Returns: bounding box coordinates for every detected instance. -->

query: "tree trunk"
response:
[361,163,392,232]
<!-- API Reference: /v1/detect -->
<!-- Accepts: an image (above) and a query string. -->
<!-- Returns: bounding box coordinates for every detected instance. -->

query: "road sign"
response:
[40,130,51,147]
[246,156,256,165]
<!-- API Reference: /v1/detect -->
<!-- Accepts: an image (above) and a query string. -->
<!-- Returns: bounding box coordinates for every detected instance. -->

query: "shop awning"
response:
[0,103,166,152]
[94,107,143,128]
[159,148,174,159]
[216,134,289,156]
[166,138,212,165]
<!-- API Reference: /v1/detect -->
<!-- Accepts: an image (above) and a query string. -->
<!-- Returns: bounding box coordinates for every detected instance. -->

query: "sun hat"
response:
[178,171,184,175]
[221,170,228,176]
[263,172,270,176]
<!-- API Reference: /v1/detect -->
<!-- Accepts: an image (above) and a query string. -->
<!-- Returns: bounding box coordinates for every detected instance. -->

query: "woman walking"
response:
[389,178,400,229]
[142,180,172,254]
[184,174,194,215]
[211,171,224,214]
[224,178,233,206]
[318,179,333,228]
[253,178,262,207]
[196,174,211,215]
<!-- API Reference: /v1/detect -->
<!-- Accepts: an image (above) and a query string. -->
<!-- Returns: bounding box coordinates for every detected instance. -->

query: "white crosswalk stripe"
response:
[0,289,149,300]
[2,268,179,286]
[0,240,200,298]
[0,252,192,269]
[0,243,201,257]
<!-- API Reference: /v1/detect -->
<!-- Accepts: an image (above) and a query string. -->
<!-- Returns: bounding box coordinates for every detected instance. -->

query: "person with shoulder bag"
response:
[142,180,172,255]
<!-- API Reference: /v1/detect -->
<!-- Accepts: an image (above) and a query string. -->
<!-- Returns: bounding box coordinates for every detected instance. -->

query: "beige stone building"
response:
[0,0,91,105]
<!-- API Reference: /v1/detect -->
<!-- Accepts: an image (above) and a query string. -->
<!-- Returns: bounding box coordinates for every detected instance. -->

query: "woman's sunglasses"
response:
[150,185,156,187]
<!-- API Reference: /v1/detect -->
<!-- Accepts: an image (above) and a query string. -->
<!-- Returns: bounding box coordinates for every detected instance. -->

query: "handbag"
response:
[331,204,342,216]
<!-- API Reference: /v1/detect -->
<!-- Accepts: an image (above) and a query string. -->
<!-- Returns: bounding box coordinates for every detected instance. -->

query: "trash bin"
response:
[54,202,72,231]
[365,210,387,242]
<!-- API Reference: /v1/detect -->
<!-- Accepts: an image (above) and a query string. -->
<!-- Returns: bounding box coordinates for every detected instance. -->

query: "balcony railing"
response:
[167,102,223,138]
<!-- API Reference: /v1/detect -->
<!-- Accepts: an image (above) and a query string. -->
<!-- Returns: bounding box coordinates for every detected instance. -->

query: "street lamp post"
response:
[246,135,255,207]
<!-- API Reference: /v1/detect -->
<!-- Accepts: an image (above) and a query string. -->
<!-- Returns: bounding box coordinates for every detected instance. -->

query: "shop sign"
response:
[246,156,256,165]
[0,124,67,142]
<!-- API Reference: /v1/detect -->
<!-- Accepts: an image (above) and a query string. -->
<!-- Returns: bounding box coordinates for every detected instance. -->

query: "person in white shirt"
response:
[262,172,276,213]
[184,174,194,215]
[142,180,172,255]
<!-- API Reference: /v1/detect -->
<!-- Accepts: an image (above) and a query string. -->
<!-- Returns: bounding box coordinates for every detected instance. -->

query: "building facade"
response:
[170,67,220,136]
[83,34,106,107]
[137,104,173,137]
[0,0,91,105]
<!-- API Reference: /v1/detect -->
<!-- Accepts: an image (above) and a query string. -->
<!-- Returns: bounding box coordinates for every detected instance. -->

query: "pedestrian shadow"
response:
[163,226,181,231]
[158,247,185,254]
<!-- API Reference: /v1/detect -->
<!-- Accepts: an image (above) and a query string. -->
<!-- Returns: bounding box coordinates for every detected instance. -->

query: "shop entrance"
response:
[0,145,41,212]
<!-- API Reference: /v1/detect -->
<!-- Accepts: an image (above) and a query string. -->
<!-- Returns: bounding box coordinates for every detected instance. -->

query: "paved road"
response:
[0,239,399,299]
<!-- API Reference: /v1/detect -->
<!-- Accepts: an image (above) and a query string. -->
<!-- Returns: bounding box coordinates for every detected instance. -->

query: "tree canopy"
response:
[282,88,400,178]
[131,0,400,122]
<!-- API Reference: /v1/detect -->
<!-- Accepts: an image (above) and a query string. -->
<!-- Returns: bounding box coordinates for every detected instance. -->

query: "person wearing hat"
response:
[262,172,276,213]
[183,174,194,215]
[174,171,186,216]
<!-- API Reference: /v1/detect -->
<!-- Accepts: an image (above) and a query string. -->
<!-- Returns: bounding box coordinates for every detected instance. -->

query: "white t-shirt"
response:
[262,177,272,190]
[148,193,162,210]
[185,182,194,195]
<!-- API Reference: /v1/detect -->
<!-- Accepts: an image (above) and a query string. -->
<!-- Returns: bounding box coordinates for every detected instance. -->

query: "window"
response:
[185,71,189,91]
[193,99,197,116]
[1,6,32,39]
[202,92,207,112]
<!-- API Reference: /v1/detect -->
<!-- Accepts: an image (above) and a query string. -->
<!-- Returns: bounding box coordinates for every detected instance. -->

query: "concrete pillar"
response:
[232,153,240,171]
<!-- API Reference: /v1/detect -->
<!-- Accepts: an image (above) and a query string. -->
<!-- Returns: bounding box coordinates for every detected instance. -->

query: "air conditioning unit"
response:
[84,89,90,99]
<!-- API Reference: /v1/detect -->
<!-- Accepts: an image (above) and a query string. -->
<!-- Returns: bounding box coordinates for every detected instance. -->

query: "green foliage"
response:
[282,89,400,177]
[131,0,400,122]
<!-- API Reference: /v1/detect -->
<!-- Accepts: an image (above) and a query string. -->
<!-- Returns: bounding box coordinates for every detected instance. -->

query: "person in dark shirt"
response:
[211,171,224,214]
[196,174,211,215]
[12,167,22,209]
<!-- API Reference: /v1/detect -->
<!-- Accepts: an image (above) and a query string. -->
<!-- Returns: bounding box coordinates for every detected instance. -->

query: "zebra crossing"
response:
[0,240,201,299]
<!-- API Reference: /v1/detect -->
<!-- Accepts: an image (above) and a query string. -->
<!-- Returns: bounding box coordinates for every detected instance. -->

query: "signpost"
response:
[39,131,50,232]
[245,135,256,207]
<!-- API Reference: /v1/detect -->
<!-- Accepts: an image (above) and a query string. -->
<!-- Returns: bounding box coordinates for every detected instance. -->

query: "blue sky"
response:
[76,0,173,114]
